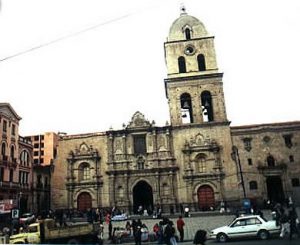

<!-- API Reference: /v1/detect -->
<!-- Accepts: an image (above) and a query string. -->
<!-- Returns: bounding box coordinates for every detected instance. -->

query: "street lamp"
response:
[231,146,246,199]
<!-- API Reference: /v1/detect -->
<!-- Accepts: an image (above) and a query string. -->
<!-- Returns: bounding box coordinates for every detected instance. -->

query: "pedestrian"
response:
[193,229,207,245]
[134,225,142,245]
[279,210,289,238]
[176,215,185,242]
[164,220,176,245]
[289,208,298,240]
[108,220,113,240]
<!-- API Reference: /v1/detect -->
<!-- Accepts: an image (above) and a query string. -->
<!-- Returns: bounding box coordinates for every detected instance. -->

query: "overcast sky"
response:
[1,0,300,136]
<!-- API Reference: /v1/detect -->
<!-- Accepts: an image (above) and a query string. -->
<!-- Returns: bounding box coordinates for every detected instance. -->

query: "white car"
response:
[210,215,280,242]
[111,213,128,221]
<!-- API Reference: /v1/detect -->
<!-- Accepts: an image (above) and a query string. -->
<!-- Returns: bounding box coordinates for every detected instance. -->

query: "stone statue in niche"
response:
[158,135,166,151]
[115,139,123,154]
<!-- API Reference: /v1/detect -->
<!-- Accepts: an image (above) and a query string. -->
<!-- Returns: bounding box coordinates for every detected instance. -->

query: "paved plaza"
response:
[101,211,275,242]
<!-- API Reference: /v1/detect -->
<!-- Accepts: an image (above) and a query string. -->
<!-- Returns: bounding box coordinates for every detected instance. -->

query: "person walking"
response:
[176,215,185,242]
[289,208,298,240]
[193,229,207,245]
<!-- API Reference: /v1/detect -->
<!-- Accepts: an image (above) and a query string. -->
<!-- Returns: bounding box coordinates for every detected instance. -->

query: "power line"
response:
[0,6,154,63]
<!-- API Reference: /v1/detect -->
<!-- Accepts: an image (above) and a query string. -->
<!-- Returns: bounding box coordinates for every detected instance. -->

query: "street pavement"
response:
[102,210,275,243]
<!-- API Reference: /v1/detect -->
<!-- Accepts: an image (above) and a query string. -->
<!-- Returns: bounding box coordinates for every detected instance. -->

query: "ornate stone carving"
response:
[127,111,151,128]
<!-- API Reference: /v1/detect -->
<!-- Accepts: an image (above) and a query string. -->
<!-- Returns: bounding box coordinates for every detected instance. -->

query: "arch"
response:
[266,155,275,167]
[78,162,90,181]
[180,93,194,123]
[132,180,153,215]
[197,185,215,211]
[77,192,92,212]
[178,56,186,73]
[201,91,214,122]
[197,54,206,71]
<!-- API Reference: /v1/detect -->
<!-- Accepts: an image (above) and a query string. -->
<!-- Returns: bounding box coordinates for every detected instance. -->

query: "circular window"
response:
[185,45,196,55]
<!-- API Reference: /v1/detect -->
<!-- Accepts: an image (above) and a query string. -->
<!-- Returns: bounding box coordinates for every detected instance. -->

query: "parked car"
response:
[19,213,35,226]
[210,215,280,242]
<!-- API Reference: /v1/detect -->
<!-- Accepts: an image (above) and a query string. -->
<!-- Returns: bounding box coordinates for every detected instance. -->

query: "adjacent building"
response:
[25,132,58,214]
[46,10,300,212]
[0,103,33,214]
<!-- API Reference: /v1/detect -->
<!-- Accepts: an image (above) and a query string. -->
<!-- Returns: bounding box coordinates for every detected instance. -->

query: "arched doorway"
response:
[197,185,215,211]
[266,176,284,203]
[133,181,153,214]
[77,192,92,212]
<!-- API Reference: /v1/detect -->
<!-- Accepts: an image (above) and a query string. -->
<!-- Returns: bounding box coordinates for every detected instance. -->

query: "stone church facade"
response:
[51,11,300,213]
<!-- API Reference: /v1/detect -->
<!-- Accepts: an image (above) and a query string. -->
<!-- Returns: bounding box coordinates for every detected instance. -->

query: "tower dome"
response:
[167,12,208,41]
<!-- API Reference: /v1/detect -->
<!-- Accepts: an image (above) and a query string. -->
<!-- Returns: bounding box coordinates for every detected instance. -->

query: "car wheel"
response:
[258,230,269,240]
[217,232,228,242]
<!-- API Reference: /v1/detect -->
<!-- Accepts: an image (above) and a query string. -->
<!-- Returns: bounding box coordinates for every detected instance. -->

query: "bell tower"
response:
[164,8,228,126]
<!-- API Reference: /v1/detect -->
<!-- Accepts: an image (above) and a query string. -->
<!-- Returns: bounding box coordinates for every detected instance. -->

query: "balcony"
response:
[0,181,20,189]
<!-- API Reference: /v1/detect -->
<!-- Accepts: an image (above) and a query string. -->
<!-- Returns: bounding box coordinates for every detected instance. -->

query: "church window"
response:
[266,155,275,167]
[283,134,293,148]
[79,162,90,181]
[196,154,206,173]
[178,56,186,73]
[197,54,206,71]
[133,135,147,155]
[249,181,258,190]
[185,28,191,40]
[9,169,13,182]
[242,138,252,152]
[289,155,294,163]
[247,158,253,166]
[180,93,193,123]
[200,91,214,122]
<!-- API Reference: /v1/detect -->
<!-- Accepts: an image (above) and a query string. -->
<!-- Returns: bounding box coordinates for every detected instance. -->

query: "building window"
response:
[137,156,145,170]
[197,54,206,71]
[34,151,39,156]
[3,120,7,133]
[34,159,39,164]
[178,56,186,73]
[10,145,15,160]
[11,124,16,136]
[1,143,6,156]
[34,143,39,148]
[9,169,13,182]
[248,158,253,166]
[40,158,44,164]
[243,138,252,152]
[20,151,30,166]
[291,178,300,187]
[249,181,258,190]
[133,135,147,155]
[34,135,39,141]
[196,153,206,173]
[283,134,293,148]
[289,155,294,163]
[40,135,44,140]
[0,167,4,181]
